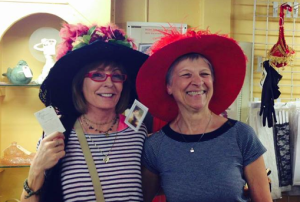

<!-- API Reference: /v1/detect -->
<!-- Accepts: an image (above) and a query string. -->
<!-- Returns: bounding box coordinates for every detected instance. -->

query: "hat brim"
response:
[40,40,149,116]
[136,36,246,122]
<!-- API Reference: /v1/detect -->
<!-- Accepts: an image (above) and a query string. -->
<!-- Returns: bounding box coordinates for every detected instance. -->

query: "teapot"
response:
[2,60,33,85]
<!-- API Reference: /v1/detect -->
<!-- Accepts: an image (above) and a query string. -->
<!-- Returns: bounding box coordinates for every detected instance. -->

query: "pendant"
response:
[103,156,110,163]
[190,148,195,153]
[105,133,109,137]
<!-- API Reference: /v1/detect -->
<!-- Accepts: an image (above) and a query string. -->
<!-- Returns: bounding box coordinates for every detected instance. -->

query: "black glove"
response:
[260,98,276,127]
[259,60,282,127]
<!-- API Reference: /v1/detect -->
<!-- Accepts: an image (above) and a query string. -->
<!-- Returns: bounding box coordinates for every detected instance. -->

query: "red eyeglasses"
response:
[85,72,127,83]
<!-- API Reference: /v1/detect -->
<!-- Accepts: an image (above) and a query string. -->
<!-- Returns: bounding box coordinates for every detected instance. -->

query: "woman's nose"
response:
[191,75,203,85]
[103,75,114,86]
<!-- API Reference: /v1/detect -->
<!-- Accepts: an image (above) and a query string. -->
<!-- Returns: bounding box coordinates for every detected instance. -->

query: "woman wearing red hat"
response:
[136,29,272,202]
[20,23,148,202]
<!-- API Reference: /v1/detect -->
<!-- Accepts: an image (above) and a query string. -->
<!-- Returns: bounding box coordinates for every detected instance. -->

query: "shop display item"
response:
[33,38,56,84]
[0,142,35,166]
[2,60,33,85]
[268,3,295,68]
[260,60,282,127]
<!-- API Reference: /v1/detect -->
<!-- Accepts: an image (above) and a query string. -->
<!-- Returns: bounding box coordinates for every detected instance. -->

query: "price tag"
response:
[22,66,33,78]
[34,106,65,137]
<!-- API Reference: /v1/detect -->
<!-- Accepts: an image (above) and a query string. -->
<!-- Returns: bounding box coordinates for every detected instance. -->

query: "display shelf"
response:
[0,83,40,97]
[0,165,30,168]
[252,0,300,102]
[0,83,40,87]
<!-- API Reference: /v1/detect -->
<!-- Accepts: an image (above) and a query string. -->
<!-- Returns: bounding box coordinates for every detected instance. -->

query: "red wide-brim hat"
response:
[136,29,247,122]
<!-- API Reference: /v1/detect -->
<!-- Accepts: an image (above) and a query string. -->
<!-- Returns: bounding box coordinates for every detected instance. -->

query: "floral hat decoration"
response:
[56,23,137,60]
[136,27,247,122]
[39,23,148,117]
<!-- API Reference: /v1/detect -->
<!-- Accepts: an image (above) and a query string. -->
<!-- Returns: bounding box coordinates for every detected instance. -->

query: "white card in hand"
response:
[34,106,66,137]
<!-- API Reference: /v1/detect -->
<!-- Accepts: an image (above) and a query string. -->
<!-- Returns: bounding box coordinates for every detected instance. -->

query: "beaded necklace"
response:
[83,114,115,125]
[82,115,118,137]
[80,117,118,163]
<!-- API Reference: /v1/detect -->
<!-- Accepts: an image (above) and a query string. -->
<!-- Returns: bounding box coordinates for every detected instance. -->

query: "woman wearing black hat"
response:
[137,28,272,202]
[21,23,148,202]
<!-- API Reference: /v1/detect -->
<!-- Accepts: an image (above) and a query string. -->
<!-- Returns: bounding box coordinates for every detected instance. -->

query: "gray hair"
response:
[166,53,215,85]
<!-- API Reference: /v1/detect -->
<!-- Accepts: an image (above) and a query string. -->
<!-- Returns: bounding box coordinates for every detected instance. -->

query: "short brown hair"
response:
[72,60,130,114]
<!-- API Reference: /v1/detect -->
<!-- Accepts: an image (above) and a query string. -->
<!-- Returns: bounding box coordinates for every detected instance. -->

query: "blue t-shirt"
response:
[142,119,266,202]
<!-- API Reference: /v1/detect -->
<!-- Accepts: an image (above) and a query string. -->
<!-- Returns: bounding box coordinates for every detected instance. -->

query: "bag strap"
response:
[74,119,105,202]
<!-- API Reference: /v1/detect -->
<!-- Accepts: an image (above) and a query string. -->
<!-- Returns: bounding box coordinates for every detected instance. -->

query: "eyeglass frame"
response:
[85,72,127,83]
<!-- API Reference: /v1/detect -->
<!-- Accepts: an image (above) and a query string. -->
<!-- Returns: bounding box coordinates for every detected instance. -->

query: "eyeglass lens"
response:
[88,72,126,82]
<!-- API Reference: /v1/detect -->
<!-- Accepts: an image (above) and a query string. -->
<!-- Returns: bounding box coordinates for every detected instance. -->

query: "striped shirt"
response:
[60,125,147,202]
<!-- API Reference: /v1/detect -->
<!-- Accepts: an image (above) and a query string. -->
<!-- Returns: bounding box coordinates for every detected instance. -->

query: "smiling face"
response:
[82,65,124,113]
[167,56,214,113]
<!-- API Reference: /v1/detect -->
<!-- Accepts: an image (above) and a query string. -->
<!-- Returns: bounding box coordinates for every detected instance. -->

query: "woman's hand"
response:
[31,131,65,173]
[20,132,65,202]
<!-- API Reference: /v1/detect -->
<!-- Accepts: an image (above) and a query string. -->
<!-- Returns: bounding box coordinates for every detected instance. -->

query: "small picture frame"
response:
[125,99,148,131]
[138,43,152,55]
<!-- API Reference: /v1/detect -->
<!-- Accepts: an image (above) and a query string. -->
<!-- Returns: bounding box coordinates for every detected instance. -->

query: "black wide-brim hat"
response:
[39,40,149,116]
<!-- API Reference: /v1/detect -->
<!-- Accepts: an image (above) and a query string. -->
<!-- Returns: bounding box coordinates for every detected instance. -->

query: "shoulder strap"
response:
[74,119,105,202]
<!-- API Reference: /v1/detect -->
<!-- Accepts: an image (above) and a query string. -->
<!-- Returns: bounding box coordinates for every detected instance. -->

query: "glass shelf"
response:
[0,83,40,96]
[0,82,40,87]
[0,164,30,168]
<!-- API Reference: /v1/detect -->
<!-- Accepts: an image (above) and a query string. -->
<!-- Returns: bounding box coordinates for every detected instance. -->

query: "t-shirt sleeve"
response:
[236,122,267,167]
[142,132,162,174]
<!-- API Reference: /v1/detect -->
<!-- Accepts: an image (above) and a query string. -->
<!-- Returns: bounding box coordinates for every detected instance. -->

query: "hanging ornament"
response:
[268,3,295,68]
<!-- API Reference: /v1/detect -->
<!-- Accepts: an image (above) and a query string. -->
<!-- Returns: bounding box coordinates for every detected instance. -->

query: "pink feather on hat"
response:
[56,23,136,60]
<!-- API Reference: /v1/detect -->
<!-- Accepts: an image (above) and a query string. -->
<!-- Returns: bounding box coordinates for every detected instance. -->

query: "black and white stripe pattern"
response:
[61,125,147,201]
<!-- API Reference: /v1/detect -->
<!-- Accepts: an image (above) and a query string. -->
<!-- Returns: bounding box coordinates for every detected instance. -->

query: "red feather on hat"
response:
[149,26,229,56]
